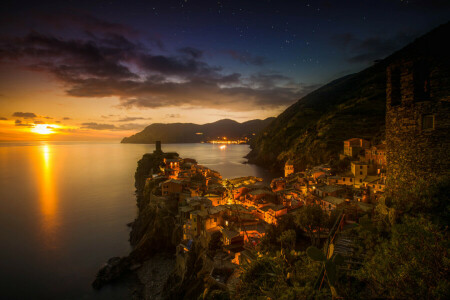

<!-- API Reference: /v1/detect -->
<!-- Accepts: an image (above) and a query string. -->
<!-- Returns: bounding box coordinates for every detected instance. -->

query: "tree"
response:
[386,176,450,226]
[278,230,296,251]
[295,205,328,246]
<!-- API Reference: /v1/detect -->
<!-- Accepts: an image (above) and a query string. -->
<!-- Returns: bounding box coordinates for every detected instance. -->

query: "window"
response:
[214,218,217,222]
[350,178,353,182]
[422,115,434,130]
[414,62,430,102]
[360,171,363,175]
[342,178,345,182]
[360,166,363,169]
[359,179,362,183]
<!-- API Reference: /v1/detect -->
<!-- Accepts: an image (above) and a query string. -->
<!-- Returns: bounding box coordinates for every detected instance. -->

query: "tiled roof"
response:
[323,196,345,206]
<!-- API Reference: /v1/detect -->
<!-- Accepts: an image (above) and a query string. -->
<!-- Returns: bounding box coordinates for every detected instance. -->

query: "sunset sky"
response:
[1,0,449,141]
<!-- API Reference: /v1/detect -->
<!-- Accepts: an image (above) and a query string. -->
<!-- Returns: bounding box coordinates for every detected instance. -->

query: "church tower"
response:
[284,159,294,177]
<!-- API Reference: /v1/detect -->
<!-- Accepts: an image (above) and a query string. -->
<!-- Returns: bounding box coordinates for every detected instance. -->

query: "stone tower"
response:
[284,159,294,177]
[385,57,450,192]
[154,141,162,154]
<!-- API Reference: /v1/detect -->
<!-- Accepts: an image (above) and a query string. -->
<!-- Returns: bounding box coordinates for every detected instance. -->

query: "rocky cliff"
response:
[93,151,182,295]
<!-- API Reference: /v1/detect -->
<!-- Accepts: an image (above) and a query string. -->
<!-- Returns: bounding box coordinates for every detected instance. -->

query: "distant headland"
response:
[120,118,274,144]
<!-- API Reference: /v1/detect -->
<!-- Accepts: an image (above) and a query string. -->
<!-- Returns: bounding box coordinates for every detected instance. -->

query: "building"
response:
[161,179,185,197]
[321,196,345,213]
[164,158,181,178]
[351,161,369,186]
[284,159,294,177]
[364,144,387,170]
[343,138,371,157]
[385,51,450,191]
[314,184,345,198]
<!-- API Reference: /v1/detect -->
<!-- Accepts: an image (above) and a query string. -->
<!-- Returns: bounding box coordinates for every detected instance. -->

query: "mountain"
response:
[121,118,275,143]
[247,22,450,170]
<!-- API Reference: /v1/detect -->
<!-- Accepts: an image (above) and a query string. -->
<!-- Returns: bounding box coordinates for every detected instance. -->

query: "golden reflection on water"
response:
[39,144,59,249]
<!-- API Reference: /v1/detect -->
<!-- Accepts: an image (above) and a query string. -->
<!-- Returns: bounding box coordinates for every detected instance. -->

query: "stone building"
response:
[385,48,450,191]
[343,138,371,157]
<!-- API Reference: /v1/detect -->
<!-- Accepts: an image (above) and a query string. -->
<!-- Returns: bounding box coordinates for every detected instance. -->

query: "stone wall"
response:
[386,57,450,192]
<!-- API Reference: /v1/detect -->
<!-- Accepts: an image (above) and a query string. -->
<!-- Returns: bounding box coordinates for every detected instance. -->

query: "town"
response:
[142,137,387,289]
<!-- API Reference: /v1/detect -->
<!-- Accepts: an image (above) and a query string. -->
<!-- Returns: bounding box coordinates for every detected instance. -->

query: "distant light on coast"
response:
[220,145,227,150]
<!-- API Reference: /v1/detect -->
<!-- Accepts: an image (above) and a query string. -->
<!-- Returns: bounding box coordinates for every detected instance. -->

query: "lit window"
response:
[422,115,434,130]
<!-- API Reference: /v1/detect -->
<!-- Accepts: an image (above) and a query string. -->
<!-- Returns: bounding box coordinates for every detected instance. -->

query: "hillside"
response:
[121,118,275,143]
[247,22,450,171]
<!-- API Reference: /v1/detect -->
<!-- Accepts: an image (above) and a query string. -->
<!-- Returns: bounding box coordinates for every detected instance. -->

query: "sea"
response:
[0,142,276,299]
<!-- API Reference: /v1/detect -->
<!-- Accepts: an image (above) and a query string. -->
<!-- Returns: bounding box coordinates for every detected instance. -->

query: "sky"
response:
[0,0,449,141]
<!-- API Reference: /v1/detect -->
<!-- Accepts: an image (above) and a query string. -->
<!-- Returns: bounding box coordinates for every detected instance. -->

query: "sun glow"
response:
[31,124,59,135]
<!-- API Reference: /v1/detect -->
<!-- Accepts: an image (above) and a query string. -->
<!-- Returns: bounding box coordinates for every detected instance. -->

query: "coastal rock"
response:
[92,256,131,289]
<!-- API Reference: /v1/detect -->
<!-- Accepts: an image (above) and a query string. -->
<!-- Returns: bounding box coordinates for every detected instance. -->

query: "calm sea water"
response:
[0,142,275,299]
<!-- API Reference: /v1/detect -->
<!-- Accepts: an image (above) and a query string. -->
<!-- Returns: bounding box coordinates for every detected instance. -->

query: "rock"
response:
[92,256,131,289]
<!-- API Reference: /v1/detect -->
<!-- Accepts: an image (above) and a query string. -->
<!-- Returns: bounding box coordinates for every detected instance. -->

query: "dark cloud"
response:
[15,119,33,127]
[178,47,203,59]
[0,28,311,112]
[12,112,37,118]
[0,117,7,120]
[81,122,117,130]
[36,12,139,37]
[34,120,44,124]
[166,114,180,118]
[116,117,150,122]
[43,116,53,119]
[249,72,292,88]
[227,50,268,66]
[80,122,144,131]
[63,117,71,120]
[332,32,417,63]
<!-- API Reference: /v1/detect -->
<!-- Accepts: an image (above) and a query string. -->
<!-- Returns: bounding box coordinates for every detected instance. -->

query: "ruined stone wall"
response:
[386,58,450,191]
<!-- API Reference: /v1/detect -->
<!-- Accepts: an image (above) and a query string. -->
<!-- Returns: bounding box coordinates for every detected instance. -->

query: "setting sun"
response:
[31,124,58,135]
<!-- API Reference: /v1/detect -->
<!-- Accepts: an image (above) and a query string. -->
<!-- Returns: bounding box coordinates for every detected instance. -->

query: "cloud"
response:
[34,120,44,124]
[81,122,117,130]
[0,117,7,120]
[63,117,71,120]
[178,47,203,59]
[332,32,417,63]
[116,117,150,122]
[0,27,313,112]
[227,50,269,66]
[15,119,33,127]
[12,112,37,118]
[36,12,139,37]
[80,122,145,131]
[166,114,180,118]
